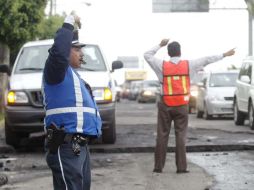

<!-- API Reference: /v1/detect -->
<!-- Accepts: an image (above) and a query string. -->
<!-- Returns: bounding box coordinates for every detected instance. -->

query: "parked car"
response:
[196,70,239,119]
[189,70,206,113]
[234,57,254,129]
[121,81,131,99]
[128,80,142,100]
[113,80,122,102]
[0,39,123,147]
[137,80,160,103]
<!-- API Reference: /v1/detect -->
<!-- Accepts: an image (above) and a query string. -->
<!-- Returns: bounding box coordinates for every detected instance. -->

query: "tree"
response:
[0,0,47,112]
[37,14,65,40]
[246,0,254,15]
[0,0,47,65]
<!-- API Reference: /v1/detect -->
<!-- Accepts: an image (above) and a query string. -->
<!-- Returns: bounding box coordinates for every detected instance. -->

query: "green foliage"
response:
[37,14,65,40]
[0,0,47,65]
[246,0,254,15]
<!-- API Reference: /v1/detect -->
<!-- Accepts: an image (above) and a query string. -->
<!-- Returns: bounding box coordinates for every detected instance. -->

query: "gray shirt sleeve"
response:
[188,54,223,79]
[144,44,224,83]
[143,45,163,82]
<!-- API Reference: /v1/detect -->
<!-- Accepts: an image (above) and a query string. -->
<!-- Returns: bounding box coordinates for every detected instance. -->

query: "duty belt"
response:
[64,133,89,146]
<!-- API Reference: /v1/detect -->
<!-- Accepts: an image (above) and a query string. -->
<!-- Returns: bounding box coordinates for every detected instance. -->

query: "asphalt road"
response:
[0,100,254,189]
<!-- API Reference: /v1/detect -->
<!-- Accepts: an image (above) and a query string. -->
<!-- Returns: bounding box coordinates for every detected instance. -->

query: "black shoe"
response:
[176,170,189,174]
[153,168,162,173]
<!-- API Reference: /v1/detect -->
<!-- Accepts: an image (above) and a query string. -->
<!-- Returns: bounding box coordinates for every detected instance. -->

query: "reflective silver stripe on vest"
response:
[46,107,97,116]
[71,69,84,133]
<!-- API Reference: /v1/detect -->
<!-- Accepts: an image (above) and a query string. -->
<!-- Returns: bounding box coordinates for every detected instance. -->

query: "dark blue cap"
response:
[72,30,85,48]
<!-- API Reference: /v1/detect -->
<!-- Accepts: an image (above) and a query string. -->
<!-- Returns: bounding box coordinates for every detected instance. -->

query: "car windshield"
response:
[143,80,160,88]
[79,45,106,71]
[15,45,51,73]
[209,73,238,87]
[15,44,106,73]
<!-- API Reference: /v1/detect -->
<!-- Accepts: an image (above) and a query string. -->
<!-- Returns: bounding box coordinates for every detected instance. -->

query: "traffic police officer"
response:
[42,14,102,190]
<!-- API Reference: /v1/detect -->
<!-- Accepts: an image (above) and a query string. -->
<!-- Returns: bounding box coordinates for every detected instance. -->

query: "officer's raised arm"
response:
[43,15,80,84]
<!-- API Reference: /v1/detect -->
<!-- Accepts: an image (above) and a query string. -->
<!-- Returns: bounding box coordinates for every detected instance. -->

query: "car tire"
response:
[102,116,116,144]
[203,103,212,120]
[196,109,203,118]
[5,121,23,148]
[234,100,245,125]
[248,102,254,130]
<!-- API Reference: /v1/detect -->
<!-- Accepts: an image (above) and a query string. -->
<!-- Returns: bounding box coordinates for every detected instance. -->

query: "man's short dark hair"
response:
[167,41,181,57]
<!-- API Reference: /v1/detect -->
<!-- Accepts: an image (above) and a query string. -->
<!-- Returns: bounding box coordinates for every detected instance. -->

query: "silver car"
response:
[196,70,239,119]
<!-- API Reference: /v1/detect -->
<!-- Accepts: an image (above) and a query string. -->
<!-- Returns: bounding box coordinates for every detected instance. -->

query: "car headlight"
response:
[93,88,112,102]
[143,90,153,96]
[7,91,29,105]
[190,90,198,97]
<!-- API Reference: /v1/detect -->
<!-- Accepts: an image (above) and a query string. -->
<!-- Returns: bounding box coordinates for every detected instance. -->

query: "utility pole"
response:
[49,0,53,16]
[49,0,56,16]
[248,9,253,56]
[245,0,254,56]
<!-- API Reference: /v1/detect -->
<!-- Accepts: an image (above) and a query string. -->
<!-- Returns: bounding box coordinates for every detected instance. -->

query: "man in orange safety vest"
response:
[144,39,235,173]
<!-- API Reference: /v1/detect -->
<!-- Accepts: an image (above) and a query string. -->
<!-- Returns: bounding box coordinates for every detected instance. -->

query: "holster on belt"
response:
[46,123,65,154]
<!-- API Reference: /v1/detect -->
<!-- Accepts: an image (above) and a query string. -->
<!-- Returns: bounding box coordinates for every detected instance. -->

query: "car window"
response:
[247,63,252,79]
[15,45,51,73]
[209,73,238,87]
[80,45,107,71]
[239,62,249,78]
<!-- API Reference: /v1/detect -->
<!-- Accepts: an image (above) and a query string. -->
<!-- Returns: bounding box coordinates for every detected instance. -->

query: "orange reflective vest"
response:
[162,60,190,106]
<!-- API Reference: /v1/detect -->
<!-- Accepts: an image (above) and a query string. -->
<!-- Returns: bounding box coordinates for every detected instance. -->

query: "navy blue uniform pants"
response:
[46,143,91,190]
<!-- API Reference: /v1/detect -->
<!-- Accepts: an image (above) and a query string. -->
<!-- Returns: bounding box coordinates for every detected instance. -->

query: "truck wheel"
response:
[196,109,203,118]
[5,121,22,148]
[248,102,254,130]
[234,101,245,125]
[203,103,212,120]
[102,118,116,144]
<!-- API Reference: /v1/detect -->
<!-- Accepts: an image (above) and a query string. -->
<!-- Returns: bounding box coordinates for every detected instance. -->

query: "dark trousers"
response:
[154,101,188,172]
[46,143,91,190]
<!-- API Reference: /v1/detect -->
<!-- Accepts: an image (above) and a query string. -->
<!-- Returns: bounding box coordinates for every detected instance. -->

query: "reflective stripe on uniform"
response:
[181,76,187,94]
[71,69,84,133]
[58,147,68,190]
[167,76,173,95]
[46,107,97,116]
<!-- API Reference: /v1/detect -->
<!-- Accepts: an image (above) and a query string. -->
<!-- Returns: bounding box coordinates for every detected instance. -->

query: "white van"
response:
[234,56,254,130]
[1,39,123,147]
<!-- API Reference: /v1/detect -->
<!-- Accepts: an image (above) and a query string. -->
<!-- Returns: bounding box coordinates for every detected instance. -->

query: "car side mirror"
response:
[240,75,250,83]
[112,61,123,72]
[0,64,10,76]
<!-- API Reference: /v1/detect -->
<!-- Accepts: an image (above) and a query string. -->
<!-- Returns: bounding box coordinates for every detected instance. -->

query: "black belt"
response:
[64,134,89,146]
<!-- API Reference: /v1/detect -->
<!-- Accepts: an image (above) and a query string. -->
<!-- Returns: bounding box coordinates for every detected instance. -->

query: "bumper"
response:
[5,102,116,133]
[5,106,45,133]
[139,95,156,102]
[97,102,115,128]
[207,101,234,115]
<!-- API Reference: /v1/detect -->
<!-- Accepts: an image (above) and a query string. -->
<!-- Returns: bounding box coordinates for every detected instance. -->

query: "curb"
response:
[0,174,8,186]
[89,144,254,153]
[0,146,15,154]
[0,144,254,154]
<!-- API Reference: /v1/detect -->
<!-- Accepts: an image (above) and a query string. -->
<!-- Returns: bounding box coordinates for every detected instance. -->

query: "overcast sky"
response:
[48,0,249,81]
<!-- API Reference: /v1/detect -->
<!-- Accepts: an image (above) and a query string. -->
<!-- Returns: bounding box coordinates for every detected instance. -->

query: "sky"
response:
[48,0,249,82]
